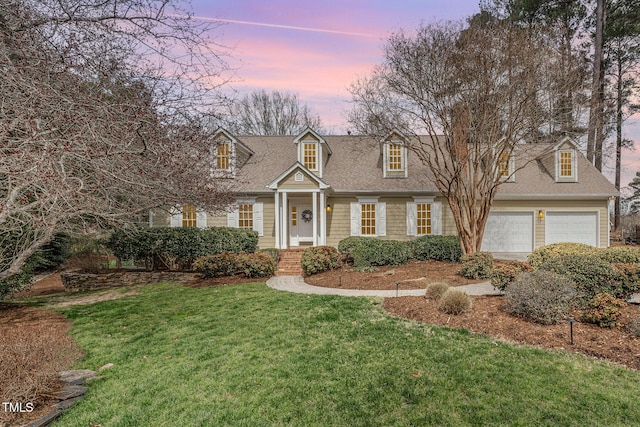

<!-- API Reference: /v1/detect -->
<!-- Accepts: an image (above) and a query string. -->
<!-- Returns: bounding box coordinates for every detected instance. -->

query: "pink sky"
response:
[193,0,640,190]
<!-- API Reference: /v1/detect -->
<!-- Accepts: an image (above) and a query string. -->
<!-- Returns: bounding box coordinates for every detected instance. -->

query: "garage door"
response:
[545,211,598,247]
[481,212,534,253]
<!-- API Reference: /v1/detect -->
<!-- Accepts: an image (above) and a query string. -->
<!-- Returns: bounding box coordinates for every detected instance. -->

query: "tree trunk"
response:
[587,0,605,165]
[615,51,623,230]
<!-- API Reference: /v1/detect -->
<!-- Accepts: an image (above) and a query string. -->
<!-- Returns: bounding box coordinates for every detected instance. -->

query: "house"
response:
[150,128,618,255]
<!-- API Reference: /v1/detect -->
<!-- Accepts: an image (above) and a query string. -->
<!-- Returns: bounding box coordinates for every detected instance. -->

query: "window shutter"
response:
[406,202,417,236]
[227,209,238,228]
[350,202,361,236]
[253,202,264,236]
[196,210,207,228]
[432,202,442,235]
[377,202,386,237]
[170,206,182,228]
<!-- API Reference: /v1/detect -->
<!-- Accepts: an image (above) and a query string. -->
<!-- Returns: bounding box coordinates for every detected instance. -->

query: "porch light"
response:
[326,205,332,214]
[538,210,545,219]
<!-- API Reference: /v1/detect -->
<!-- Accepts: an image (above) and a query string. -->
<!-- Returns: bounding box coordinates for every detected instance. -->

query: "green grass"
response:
[56,282,640,426]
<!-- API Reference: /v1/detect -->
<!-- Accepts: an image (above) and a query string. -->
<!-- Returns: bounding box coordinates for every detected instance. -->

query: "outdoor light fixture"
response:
[567,317,576,345]
[538,210,545,219]
[326,205,332,213]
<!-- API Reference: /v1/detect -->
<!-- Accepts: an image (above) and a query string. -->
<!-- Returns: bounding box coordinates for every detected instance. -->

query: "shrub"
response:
[527,242,596,268]
[505,270,577,325]
[611,263,640,299]
[599,246,640,263]
[341,238,413,269]
[438,289,472,314]
[581,293,626,329]
[258,248,281,265]
[237,252,276,278]
[538,255,626,301]
[459,252,494,279]
[411,235,462,262]
[107,227,259,270]
[491,261,534,292]
[627,311,640,337]
[301,246,341,276]
[425,281,450,300]
[193,252,275,278]
[193,252,239,278]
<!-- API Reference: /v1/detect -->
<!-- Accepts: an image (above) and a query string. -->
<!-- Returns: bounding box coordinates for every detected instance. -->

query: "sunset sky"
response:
[192,0,640,189]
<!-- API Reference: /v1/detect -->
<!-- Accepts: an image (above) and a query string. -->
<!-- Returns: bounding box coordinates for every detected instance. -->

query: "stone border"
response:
[61,271,199,292]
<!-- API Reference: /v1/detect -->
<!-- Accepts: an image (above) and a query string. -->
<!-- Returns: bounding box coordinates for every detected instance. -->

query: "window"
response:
[291,205,297,227]
[303,142,317,170]
[416,203,432,235]
[498,153,510,178]
[560,151,572,177]
[361,203,376,235]
[238,204,253,229]
[182,204,197,227]
[388,144,403,170]
[217,141,230,170]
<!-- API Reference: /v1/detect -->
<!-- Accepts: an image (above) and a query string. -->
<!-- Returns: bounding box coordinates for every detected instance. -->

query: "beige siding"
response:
[150,209,170,227]
[278,170,321,190]
[325,196,353,247]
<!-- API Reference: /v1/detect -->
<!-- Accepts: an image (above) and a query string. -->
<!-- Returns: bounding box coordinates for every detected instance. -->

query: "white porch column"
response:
[319,191,326,246]
[281,191,288,249]
[274,191,280,249]
[312,191,318,246]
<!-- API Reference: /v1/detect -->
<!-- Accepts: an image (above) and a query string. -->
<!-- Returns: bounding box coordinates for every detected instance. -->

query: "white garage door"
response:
[481,212,534,253]
[545,211,598,247]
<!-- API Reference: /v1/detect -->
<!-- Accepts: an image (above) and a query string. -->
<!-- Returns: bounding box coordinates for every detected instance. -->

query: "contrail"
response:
[193,15,377,38]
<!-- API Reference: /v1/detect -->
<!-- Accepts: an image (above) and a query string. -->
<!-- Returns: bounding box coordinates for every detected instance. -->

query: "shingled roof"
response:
[229,134,617,198]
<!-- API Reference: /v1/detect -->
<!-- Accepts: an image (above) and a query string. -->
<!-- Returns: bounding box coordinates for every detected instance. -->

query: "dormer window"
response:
[498,152,515,181]
[216,141,230,170]
[556,148,577,182]
[303,142,317,171]
[560,151,573,177]
[384,141,407,178]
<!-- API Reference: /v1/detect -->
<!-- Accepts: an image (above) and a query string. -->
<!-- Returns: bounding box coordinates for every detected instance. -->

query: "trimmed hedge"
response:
[193,252,275,278]
[410,235,462,262]
[106,227,258,270]
[527,242,596,268]
[338,235,462,269]
[301,246,341,276]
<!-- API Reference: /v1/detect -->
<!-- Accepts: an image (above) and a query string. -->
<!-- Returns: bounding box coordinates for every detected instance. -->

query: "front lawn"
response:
[57,282,640,426]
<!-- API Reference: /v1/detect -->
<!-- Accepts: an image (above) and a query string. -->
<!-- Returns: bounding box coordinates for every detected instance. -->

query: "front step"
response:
[276,248,305,276]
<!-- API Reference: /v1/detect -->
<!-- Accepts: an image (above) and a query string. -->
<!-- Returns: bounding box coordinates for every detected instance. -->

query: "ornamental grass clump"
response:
[505,270,577,325]
[438,289,472,314]
[425,281,450,301]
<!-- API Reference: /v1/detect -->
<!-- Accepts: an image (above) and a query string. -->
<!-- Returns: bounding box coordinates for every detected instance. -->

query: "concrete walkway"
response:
[266,275,501,298]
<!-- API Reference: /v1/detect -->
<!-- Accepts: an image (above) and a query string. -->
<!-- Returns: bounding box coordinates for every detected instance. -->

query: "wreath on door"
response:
[301,209,313,223]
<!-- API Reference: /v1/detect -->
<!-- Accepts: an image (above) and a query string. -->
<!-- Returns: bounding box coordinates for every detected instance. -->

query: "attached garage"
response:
[545,211,598,247]
[481,211,534,253]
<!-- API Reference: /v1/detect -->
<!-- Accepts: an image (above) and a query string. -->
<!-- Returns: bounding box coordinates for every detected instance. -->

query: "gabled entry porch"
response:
[268,163,330,249]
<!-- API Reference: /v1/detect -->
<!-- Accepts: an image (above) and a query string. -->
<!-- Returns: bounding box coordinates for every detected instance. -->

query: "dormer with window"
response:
[294,127,331,178]
[553,137,578,183]
[382,131,408,178]
[212,128,254,178]
[497,152,515,182]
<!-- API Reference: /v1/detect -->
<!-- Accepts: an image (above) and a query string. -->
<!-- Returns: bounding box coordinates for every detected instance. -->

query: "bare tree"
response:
[224,90,324,135]
[0,0,235,284]
[349,19,581,255]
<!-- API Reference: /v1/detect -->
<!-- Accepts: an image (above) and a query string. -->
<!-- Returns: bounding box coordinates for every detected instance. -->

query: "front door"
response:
[290,202,313,246]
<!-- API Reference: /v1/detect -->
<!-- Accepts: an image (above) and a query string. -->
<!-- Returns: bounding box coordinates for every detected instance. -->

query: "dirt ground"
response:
[2,264,640,425]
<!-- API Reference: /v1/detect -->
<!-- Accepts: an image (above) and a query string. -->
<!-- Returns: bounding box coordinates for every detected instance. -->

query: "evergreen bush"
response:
[301,246,341,276]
